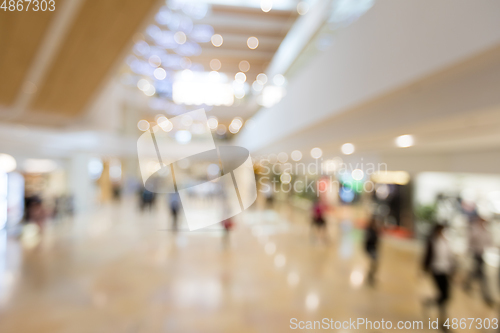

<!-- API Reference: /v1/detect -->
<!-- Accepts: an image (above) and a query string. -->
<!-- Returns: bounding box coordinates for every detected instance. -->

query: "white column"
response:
[69,153,97,214]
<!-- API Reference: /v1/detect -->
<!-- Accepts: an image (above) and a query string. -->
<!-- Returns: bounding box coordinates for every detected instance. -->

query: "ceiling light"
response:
[305,293,319,311]
[174,31,187,44]
[181,69,194,81]
[173,71,234,106]
[256,73,267,84]
[395,134,414,148]
[260,0,272,12]
[144,85,156,96]
[247,36,259,49]
[0,154,16,173]
[235,72,246,82]
[229,125,240,134]
[137,79,150,92]
[216,124,227,135]
[239,60,250,72]
[157,116,168,125]
[207,116,218,130]
[234,89,245,99]
[159,117,173,132]
[231,118,243,129]
[137,120,150,131]
[291,150,302,161]
[148,55,161,67]
[211,34,223,47]
[252,81,263,92]
[273,74,285,86]
[297,1,309,15]
[341,143,355,155]
[310,148,322,159]
[208,71,220,81]
[153,68,166,80]
[259,85,285,107]
[210,58,221,71]
[351,169,364,181]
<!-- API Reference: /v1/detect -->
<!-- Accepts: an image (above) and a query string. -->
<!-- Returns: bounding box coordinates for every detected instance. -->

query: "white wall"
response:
[236,0,500,152]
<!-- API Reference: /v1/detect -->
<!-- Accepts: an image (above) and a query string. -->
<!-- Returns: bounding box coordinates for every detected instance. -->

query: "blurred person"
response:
[459,197,478,223]
[26,197,48,232]
[139,188,155,211]
[222,217,234,248]
[311,197,329,244]
[264,185,274,208]
[112,183,122,201]
[364,216,381,286]
[423,224,455,328]
[23,194,40,223]
[463,217,494,307]
[168,193,181,231]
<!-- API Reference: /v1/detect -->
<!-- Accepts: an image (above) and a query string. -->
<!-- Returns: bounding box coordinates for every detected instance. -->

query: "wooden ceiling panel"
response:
[30,0,159,116]
[0,8,56,106]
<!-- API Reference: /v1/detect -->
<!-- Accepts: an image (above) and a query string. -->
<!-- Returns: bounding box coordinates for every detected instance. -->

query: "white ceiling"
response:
[235,0,500,161]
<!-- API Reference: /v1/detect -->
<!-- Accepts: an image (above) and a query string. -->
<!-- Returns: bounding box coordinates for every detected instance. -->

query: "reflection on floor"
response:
[0,198,498,333]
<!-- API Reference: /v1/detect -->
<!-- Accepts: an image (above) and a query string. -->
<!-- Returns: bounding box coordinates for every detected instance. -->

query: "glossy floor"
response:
[0,198,498,333]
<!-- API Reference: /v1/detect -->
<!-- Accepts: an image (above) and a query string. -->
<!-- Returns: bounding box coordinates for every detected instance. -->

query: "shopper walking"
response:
[311,197,329,244]
[168,193,181,232]
[423,224,455,330]
[463,217,494,307]
[364,216,380,286]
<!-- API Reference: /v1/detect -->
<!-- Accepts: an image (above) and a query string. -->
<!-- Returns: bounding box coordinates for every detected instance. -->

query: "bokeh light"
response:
[305,293,319,311]
[351,169,364,180]
[280,173,291,184]
[273,74,285,86]
[341,143,355,155]
[174,31,187,44]
[260,0,272,12]
[153,68,167,80]
[252,81,264,92]
[256,73,268,84]
[239,60,250,72]
[211,34,223,47]
[395,134,414,148]
[148,55,161,67]
[247,36,259,49]
[297,1,309,15]
[277,152,288,163]
[216,124,227,135]
[0,154,16,173]
[291,150,302,161]
[137,120,150,131]
[210,58,221,71]
[235,72,246,83]
[207,116,219,130]
[310,147,322,159]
